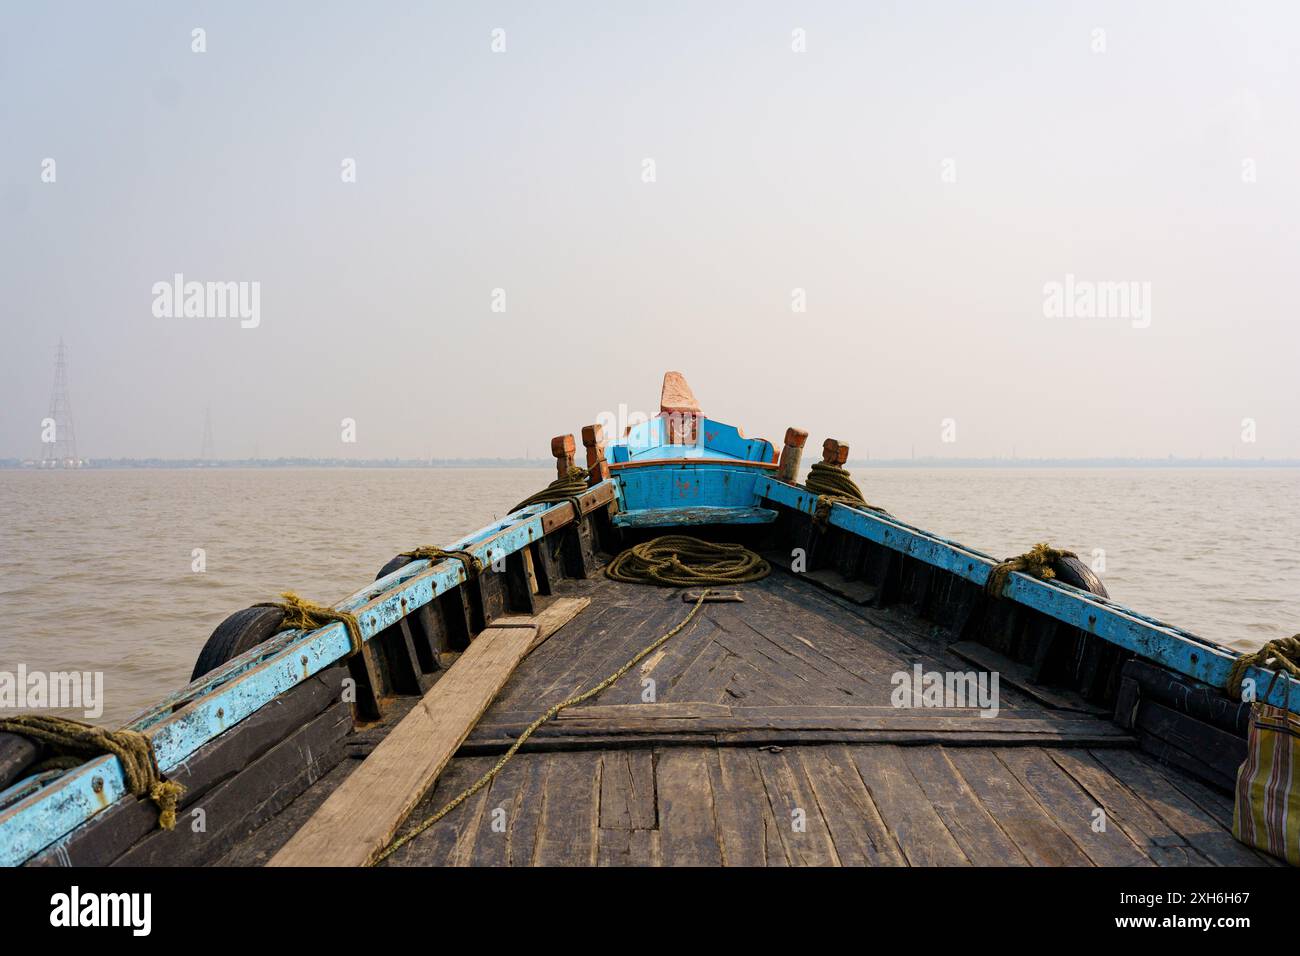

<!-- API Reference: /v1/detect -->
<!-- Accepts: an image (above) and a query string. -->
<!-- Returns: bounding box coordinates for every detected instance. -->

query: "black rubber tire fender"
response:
[375,554,416,582]
[191,605,287,681]
[1052,554,1109,598]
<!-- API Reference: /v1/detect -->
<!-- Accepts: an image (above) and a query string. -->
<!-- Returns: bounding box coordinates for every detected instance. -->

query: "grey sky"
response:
[2,2,1297,460]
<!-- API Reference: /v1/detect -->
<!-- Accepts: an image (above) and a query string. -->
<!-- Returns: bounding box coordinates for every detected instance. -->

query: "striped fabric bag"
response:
[1233,703,1300,865]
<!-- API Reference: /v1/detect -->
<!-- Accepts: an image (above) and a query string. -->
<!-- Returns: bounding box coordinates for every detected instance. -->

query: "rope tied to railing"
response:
[0,715,184,829]
[398,546,484,581]
[255,591,364,656]
[803,460,889,526]
[509,466,590,517]
[985,543,1078,598]
[604,535,770,586]
[1227,635,1300,701]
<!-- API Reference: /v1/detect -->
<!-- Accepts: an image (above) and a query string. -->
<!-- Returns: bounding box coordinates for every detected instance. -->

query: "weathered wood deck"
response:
[219,574,1275,867]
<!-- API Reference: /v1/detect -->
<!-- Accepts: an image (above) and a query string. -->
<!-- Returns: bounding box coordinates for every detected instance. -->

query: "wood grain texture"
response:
[269,598,588,867]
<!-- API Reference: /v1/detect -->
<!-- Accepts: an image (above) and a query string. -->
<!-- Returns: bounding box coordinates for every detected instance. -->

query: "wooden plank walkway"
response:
[220,575,1270,867]
[366,742,1265,867]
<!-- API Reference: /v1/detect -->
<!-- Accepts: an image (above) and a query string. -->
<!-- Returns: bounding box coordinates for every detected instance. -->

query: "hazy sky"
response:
[3,2,1297,460]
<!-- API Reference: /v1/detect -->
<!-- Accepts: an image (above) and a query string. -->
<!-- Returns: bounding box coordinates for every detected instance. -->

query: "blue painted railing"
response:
[756,476,1300,715]
[0,486,612,867]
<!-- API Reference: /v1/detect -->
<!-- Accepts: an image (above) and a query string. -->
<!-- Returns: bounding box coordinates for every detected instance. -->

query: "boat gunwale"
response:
[757,475,1299,713]
[0,481,619,866]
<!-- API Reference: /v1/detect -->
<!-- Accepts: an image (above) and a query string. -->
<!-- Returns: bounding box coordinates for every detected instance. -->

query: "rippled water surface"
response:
[1,468,1295,726]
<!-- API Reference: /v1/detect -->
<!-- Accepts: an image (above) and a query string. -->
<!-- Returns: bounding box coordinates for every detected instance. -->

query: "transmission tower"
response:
[41,338,80,468]
[200,406,215,461]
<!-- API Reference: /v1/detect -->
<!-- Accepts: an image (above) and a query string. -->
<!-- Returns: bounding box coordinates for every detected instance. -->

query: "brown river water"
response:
[1,467,1296,726]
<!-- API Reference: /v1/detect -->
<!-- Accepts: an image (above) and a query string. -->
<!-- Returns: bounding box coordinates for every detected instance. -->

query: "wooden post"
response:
[581,424,609,485]
[551,434,576,478]
[777,427,808,483]
[822,438,849,466]
[660,371,703,446]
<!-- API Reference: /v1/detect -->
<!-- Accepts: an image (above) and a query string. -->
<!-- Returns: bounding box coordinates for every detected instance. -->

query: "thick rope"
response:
[803,461,889,526]
[509,466,590,516]
[1227,634,1300,701]
[399,546,483,581]
[985,543,1078,598]
[256,591,364,656]
[373,590,712,865]
[0,715,184,829]
[604,535,770,586]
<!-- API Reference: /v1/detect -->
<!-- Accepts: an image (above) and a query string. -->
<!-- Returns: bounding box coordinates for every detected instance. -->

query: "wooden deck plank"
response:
[996,747,1152,867]
[532,751,601,866]
[222,566,1267,869]
[850,745,968,866]
[746,587,905,686]
[597,827,660,866]
[1044,749,1210,867]
[711,648,788,706]
[904,747,1030,867]
[492,598,623,709]
[462,750,537,867]
[271,598,587,867]
[656,749,723,866]
[502,753,550,866]
[662,638,737,705]
[560,599,703,708]
[762,573,935,662]
[713,628,858,705]
[944,749,1093,867]
[599,751,656,830]
[381,756,496,867]
[797,746,905,866]
[711,587,901,698]
[1089,748,1266,867]
[707,748,787,866]
[754,748,841,866]
[597,614,724,706]
[734,618,883,700]
[467,704,1131,744]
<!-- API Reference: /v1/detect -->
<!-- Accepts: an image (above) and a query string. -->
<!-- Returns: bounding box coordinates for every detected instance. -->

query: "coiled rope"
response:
[604,535,770,586]
[0,715,184,829]
[256,591,364,656]
[509,466,590,516]
[985,543,1078,598]
[373,589,713,865]
[1228,634,1300,701]
[803,461,889,526]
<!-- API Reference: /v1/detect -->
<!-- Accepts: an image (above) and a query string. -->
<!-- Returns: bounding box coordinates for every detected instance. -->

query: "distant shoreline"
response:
[4,457,1299,470]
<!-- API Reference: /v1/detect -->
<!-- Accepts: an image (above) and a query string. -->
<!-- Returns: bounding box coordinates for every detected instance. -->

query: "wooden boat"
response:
[1,371,1293,868]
